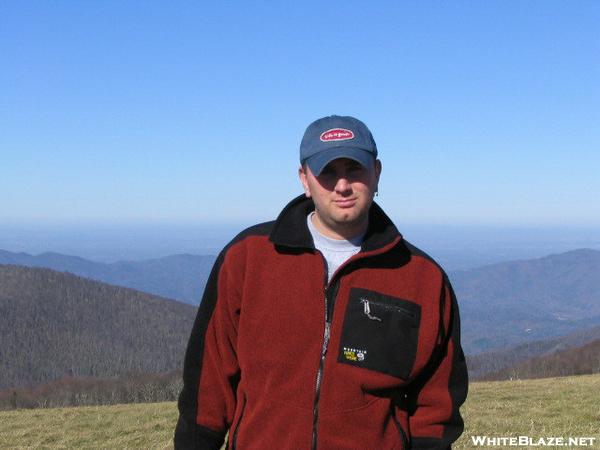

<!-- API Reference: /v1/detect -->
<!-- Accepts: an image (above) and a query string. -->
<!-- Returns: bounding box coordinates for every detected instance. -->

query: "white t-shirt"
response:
[306,212,365,283]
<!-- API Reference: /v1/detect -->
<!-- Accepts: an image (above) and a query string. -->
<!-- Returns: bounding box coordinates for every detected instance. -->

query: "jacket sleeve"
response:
[407,277,468,450]
[174,247,242,449]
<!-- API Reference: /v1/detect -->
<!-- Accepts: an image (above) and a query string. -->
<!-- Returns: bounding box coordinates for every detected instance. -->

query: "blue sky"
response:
[1,1,599,228]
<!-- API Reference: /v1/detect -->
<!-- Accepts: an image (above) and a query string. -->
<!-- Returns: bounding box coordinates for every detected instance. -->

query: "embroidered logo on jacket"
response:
[320,128,354,142]
[343,347,367,362]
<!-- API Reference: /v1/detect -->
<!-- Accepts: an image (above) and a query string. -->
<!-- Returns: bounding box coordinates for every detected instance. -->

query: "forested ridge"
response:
[480,338,600,381]
[0,264,196,391]
[467,324,600,379]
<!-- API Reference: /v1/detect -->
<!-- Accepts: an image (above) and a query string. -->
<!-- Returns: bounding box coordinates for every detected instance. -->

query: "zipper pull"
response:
[322,321,331,355]
[360,299,382,322]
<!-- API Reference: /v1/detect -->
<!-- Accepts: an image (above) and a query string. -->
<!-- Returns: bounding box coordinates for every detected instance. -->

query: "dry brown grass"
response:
[1,374,599,449]
[455,373,600,449]
[0,402,177,450]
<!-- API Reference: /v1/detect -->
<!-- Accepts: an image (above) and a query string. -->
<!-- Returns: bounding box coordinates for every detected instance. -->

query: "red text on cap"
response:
[320,128,355,142]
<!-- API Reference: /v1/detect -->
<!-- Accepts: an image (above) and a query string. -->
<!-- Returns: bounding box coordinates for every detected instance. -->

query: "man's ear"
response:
[298,165,311,198]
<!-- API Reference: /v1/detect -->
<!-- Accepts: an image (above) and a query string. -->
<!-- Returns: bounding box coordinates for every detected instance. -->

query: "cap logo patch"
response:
[320,128,354,142]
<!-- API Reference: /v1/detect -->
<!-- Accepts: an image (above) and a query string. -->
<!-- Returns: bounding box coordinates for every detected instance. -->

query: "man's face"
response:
[299,157,382,239]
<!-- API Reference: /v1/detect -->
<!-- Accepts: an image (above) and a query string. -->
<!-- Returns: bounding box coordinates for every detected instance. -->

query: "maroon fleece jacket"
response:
[175,195,468,450]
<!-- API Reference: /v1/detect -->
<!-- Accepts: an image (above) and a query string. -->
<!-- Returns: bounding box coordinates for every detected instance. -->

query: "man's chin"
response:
[332,216,367,231]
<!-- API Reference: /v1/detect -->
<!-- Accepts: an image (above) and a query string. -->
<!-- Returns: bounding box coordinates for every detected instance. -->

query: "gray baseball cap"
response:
[300,115,378,176]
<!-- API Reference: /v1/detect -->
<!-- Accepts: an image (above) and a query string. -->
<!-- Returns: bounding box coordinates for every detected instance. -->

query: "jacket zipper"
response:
[311,281,331,449]
[360,298,417,321]
[311,254,339,450]
[231,395,247,450]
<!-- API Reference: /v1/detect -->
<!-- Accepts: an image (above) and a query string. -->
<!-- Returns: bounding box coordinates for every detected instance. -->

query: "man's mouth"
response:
[334,198,357,208]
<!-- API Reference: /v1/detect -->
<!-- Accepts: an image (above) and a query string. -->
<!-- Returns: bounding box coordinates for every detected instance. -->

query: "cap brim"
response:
[305,147,375,176]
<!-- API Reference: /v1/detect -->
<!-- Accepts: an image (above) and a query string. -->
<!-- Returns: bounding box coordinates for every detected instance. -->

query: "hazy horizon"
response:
[2,222,599,271]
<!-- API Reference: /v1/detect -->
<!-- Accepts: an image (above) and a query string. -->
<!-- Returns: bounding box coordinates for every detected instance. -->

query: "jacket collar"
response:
[269,194,402,253]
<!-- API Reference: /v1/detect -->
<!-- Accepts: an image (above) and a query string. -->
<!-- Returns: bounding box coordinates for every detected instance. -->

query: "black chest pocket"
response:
[338,287,421,380]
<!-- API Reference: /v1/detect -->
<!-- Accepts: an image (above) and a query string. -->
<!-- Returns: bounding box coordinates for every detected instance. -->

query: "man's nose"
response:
[334,176,351,193]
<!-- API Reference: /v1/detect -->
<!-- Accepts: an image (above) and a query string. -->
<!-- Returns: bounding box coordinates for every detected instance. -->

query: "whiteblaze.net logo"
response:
[471,435,597,447]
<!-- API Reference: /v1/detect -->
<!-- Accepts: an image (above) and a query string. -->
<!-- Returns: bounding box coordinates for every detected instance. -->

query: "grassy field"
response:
[457,374,600,449]
[1,374,599,449]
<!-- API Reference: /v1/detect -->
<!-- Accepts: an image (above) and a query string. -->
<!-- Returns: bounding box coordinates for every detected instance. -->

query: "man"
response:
[175,115,468,449]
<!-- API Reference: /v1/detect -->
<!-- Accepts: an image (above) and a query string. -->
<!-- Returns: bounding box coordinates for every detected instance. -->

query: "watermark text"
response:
[471,435,597,447]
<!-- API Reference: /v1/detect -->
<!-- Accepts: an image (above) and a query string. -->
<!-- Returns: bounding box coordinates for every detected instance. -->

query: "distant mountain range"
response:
[1,247,599,391]
[0,265,196,389]
[2,247,599,356]
[0,250,216,304]
[452,248,600,354]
